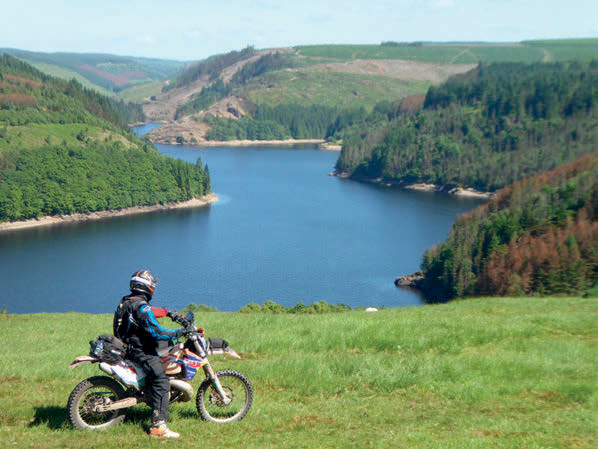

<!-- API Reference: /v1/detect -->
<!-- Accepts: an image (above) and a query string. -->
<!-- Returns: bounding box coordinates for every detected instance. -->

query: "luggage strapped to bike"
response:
[89,334,128,364]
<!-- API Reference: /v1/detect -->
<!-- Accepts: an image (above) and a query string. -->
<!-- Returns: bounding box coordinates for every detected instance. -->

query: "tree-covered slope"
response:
[0,55,210,222]
[0,48,186,94]
[0,54,145,129]
[418,155,598,300]
[337,61,598,191]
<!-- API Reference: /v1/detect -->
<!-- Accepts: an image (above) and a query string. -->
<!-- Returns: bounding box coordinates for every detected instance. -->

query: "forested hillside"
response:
[0,48,185,94]
[417,155,598,300]
[337,61,598,191]
[0,55,210,222]
[165,46,257,91]
[0,55,144,128]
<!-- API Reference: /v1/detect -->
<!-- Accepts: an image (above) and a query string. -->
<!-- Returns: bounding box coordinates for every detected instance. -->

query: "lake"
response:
[0,124,486,313]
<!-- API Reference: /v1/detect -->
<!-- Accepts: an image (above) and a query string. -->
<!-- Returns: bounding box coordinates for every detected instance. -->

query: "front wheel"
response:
[196,369,253,423]
[67,376,127,430]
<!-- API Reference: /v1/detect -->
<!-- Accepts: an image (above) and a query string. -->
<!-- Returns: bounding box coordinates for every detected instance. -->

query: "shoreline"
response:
[335,172,493,199]
[150,137,330,147]
[131,121,343,150]
[0,193,218,233]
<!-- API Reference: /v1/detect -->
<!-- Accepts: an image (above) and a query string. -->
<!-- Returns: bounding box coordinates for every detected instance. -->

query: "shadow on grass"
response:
[29,406,68,430]
[29,405,153,431]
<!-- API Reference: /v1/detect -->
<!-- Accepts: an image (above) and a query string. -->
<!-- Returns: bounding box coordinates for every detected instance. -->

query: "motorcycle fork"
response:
[191,335,232,405]
[202,360,232,405]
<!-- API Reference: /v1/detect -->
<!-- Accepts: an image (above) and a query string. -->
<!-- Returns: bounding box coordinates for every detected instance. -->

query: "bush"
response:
[182,303,219,314]
[238,300,352,314]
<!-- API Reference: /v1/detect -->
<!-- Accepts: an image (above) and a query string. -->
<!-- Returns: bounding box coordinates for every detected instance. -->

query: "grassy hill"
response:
[147,47,473,143]
[146,39,598,144]
[296,39,598,64]
[0,296,596,448]
[0,48,187,95]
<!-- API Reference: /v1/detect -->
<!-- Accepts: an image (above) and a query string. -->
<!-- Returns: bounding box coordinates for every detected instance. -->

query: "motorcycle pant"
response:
[128,348,170,421]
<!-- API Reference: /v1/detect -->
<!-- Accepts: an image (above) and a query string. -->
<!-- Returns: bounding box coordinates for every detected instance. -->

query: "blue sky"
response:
[2,0,597,61]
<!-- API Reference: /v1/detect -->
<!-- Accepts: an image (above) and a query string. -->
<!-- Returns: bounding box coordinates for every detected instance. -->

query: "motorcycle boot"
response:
[149,419,180,438]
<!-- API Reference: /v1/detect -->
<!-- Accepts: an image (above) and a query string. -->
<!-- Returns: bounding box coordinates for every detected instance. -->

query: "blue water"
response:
[0,124,486,313]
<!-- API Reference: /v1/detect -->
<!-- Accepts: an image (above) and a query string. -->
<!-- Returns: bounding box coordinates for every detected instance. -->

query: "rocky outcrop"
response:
[394,271,426,289]
[395,270,450,303]
[334,173,494,199]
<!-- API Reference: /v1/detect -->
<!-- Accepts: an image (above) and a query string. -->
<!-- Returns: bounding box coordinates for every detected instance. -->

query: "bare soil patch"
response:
[142,49,291,122]
[2,73,44,88]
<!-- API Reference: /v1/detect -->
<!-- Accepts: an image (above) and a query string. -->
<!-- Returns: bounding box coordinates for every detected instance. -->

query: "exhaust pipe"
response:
[170,379,194,402]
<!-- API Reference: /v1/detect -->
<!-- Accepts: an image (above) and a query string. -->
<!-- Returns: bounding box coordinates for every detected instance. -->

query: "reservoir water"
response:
[0,123,486,313]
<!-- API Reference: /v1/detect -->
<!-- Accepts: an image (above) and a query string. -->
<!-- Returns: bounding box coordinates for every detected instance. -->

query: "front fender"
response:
[69,355,98,369]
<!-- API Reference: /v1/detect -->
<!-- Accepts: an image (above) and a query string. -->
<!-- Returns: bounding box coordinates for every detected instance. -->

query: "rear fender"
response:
[69,355,98,369]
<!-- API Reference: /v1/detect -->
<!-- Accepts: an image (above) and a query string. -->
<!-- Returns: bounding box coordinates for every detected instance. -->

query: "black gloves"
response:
[167,310,190,327]
[167,310,195,336]
[167,310,182,322]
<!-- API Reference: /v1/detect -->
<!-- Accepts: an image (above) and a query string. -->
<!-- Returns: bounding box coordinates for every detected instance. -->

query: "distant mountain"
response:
[0,48,188,95]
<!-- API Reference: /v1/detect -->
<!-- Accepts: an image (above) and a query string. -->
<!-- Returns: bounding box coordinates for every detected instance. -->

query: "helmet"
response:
[130,269,157,298]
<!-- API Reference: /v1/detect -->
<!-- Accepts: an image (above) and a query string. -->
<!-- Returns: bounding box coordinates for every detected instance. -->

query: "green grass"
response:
[115,82,164,103]
[0,123,135,153]
[26,62,114,97]
[247,69,431,110]
[296,40,598,63]
[0,297,596,448]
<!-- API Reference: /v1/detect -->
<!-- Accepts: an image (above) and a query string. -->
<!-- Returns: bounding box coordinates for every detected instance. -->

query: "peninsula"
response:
[0,194,218,233]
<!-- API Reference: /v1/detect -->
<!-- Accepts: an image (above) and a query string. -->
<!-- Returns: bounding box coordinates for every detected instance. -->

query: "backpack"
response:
[89,334,128,364]
[113,295,147,341]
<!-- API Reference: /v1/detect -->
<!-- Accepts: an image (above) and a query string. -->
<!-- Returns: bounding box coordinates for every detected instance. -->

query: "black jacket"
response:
[113,294,184,355]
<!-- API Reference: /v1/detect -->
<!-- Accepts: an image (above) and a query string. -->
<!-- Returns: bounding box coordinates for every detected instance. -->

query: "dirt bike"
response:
[67,311,253,429]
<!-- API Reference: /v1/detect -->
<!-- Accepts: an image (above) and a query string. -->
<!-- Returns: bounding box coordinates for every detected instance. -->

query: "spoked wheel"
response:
[67,376,126,430]
[196,369,253,423]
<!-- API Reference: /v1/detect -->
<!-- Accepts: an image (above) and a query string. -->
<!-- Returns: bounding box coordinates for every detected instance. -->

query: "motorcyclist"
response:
[113,269,189,438]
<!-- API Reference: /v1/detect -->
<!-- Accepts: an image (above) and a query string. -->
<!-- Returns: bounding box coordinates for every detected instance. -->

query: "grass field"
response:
[0,297,596,448]
[115,82,164,103]
[0,123,136,153]
[247,69,431,109]
[295,40,598,64]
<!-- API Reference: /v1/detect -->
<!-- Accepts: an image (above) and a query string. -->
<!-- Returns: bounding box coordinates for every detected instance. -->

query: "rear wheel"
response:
[67,376,127,430]
[196,370,253,423]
